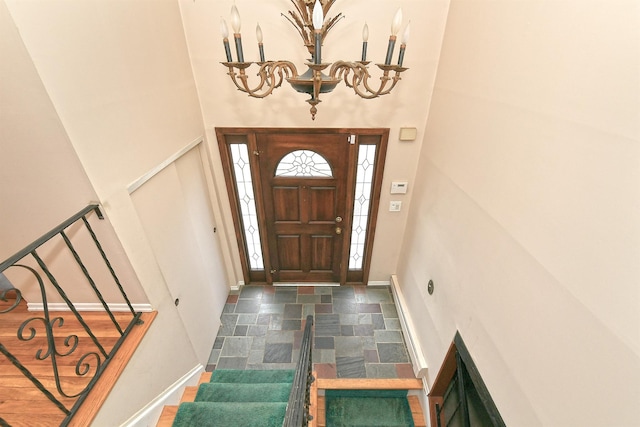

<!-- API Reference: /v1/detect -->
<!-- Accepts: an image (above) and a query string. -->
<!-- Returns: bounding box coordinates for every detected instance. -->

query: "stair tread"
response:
[173,401,286,427]
[196,382,292,403]
[209,369,295,384]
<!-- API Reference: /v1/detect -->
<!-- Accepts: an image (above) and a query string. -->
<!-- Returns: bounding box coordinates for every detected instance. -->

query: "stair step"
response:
[195,382,292,403]
[209,369,295,384]
[156,405,178,427]
[172,401,287,427]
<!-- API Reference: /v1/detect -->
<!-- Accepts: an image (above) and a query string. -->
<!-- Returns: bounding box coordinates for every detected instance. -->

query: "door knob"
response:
[270,269,277,274]
[335,227,342,235]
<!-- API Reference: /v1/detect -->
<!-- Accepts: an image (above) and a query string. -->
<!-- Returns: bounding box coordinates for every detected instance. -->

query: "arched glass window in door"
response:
[275,150,333,177]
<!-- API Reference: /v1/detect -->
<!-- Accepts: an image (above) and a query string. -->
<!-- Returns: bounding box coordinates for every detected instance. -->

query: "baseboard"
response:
[390,274,428,379]
[27,302,154,312]
[120,364,204,427]
[367,280,391,287]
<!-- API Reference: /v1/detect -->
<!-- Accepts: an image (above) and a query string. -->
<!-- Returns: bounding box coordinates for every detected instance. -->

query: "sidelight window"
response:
[349,144,376,269]
[229,144,264,269]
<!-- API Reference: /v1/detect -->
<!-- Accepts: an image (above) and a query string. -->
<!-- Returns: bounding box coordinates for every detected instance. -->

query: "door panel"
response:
[258,133,349,282]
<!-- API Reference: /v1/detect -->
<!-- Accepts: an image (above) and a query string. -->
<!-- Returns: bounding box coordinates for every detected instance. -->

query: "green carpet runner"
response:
[325,389,415,427]
[172,369,294,427]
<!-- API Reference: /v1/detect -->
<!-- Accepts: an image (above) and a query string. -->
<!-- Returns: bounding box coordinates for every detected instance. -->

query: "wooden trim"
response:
[316,377,423,390]
[68,311,157,427]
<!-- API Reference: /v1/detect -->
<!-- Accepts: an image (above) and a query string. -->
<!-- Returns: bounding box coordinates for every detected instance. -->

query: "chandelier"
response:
[220,0,410,119]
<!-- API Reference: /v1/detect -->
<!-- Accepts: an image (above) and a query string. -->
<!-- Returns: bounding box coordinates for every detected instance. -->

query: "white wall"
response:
[178,0,451,285]
[4,0,230,424]
[398,0,640,425]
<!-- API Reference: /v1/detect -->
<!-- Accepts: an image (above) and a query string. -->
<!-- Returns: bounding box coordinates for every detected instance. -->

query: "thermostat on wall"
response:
[391,181,408,194]
[399,127,417,141]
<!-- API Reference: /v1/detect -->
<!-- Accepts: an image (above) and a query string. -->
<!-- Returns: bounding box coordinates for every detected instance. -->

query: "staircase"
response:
[158,369,295,427]
[159,372,426,427]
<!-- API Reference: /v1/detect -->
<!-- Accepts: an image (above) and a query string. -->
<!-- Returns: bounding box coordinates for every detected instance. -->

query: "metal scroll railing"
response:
[0,204,142,426]
[283,314,314,427]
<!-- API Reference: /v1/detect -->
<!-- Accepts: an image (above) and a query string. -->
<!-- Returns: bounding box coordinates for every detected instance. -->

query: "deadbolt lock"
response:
[270,269,276,274]
[335,216,343,223]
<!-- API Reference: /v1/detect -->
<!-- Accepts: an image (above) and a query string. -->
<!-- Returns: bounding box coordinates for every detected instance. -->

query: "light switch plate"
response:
[389,201,402,212]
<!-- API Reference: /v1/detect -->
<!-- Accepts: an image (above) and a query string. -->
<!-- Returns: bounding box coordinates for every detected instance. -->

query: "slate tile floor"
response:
[206,285,416,379]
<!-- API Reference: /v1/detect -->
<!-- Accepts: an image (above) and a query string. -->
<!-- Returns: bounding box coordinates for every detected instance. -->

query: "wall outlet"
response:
[389,201,402,212]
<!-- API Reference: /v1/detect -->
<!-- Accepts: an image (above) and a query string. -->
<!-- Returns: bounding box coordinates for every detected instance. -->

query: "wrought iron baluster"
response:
[60,229,124,335]
[81,215,136,316]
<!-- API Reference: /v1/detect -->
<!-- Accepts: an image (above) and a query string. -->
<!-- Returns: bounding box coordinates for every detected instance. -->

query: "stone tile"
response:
[226,294,239,304]
[353,324,374,337]
[355,293,367,303]
[233,325,248,336]
[314,287,333,295]
[333,299,357,314]
[358,313,372,324]
[260,303,285,314]
[256,313,271,325]
[314,363,337,378]
[251,336,266,350]
[212,336,224,349]
[334,336,363,357]
[332,286,355,300]
[274,290,298,303]
[237,314,258,324]
[222,303,235,313]
[362,336,377,350]
[312,349,336,364]
[321,294,332,303]
[239,285,264,299]
[263,343,293,363]
[302,304,315,317]
[282,319,302,330]
[217,322,235,337]
[372,313,386,330]
[217,356,248,369]
[235,299,261,313]
[354,286,366,294]
[265,330,294,343]
[357,303,382,313]
[221,313,238,327]
[208,349,221,364]
[363,349,379,363]
[315,314,341,337]
[384,318,402,330]
[221,336,252,357]
[365,363,398,378]
[205,364,216,372]
[340,314,359,325]
[374,330,404,343]
[248,349,265,365]
[298,294,321,304]
[377,343,409,363]
[315,336,335,349]
[247,324,268,337]
[247,362,296,371]
[340,325,354,336]
[268,314,283,331]
[365,287,393,303]
[297,286,315,294]
[381,303,399,318]
[315,304,333,314]
[396,363,416,378]
[336,356,366,378]
[283,303,302,319]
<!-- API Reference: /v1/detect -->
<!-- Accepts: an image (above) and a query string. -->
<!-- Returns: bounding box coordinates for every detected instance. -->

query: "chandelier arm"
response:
[224,61,299,98]
[329,61,406,99]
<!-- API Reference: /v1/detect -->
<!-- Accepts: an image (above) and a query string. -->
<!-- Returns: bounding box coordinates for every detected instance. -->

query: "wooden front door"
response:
[216,127,389,286]
[256,133,349,282]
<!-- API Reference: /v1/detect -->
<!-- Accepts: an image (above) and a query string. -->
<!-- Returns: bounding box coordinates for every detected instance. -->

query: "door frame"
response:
[216,127,389,285]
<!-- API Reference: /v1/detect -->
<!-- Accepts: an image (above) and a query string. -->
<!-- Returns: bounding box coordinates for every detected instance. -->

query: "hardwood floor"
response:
[0,296,155,427]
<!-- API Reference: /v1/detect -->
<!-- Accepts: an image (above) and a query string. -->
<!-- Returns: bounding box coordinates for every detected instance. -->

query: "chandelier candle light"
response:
[220,0,410,119]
